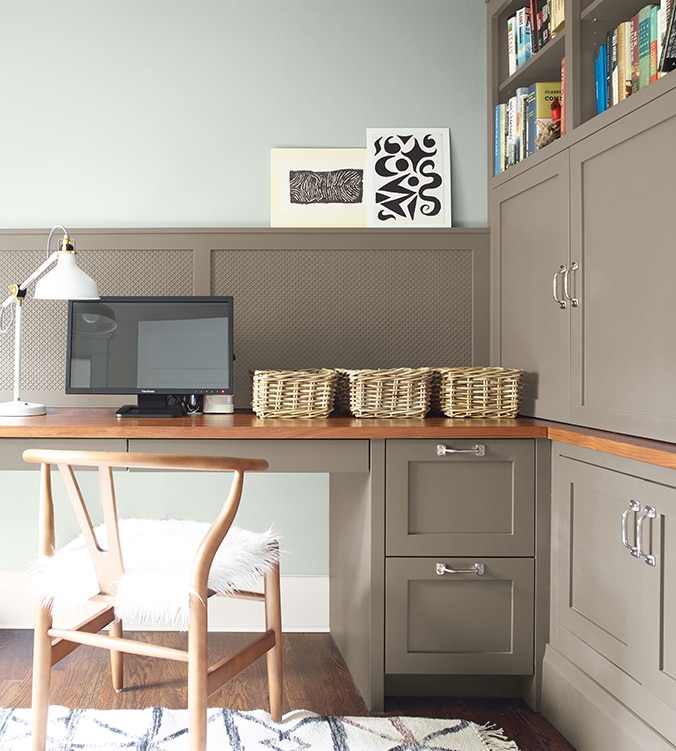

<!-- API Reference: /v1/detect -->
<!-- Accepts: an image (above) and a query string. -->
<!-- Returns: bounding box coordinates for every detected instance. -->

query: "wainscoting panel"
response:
[0,228,489,409]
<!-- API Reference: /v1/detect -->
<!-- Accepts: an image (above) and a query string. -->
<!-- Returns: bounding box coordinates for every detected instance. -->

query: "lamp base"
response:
[0,400,47,417]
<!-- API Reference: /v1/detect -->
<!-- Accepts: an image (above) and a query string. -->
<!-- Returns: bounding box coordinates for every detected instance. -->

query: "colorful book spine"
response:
[507,15,517,75]
[650,5,659,81]
[550,0,564,34]
[516,86,529,162]
[631,13,641,92]
[616,21,631,101]
[594,45,609,113]
[560,55,566,136]
[516,7,532,68]
[609,28,619,105]
[638,5,655,89]
[494,104,505,175]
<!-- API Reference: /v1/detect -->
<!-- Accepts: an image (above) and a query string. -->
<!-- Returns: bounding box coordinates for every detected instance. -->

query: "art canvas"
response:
[366,128,452,227]
[270,148,367,227]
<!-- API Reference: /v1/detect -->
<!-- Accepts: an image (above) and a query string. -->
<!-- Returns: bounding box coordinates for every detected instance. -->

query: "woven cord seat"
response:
[23,448,283,751]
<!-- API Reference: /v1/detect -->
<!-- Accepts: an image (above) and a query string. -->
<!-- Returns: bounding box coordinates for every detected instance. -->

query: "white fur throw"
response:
[29,519,279,630]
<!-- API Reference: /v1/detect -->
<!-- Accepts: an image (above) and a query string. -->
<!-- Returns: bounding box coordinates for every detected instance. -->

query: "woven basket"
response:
[336,367,433,418]
[436,367,523,418]
[251,369,337,418]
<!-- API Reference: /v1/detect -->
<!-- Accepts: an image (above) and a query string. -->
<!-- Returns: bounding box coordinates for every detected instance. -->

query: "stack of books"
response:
[506,1,560,76]
[494,82,562,176]
[594,1,675,115]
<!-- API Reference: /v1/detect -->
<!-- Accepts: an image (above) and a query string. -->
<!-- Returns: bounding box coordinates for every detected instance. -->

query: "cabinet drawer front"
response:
[386,439,534,556]
[385,556,534,675]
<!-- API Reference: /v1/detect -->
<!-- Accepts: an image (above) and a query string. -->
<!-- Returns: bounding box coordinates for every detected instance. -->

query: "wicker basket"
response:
[336,367,433,418]
[251,369,337,418]
[435,367,523,418]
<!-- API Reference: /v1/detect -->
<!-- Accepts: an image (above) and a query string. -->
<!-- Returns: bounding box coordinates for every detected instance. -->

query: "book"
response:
[631,13,641,92]
[616,21,632,101]
[594,45,609,113]
[494,103,506,175]
[516,86,529,162]
[550,0,564,35]
[638,5,657,89]
[507,15,518,75]
[608,28,619,105]
[506,95,517,168]
[526,81,562,153]
[529,0,540,53]
[658,0,673,70]
[650,5,659,81]
[538,1,551,49]
[560,56,566,136]
[659,0,676,70]
[516,7,532,68]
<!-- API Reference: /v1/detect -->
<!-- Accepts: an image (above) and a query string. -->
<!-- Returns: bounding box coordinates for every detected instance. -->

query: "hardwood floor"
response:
[0,630,575,750]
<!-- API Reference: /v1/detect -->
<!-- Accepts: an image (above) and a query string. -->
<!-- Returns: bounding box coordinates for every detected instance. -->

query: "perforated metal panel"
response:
[211,248,474,406]
[0,249,193,393]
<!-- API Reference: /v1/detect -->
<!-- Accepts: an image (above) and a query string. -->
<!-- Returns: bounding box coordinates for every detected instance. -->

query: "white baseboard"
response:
[0,572,329,632]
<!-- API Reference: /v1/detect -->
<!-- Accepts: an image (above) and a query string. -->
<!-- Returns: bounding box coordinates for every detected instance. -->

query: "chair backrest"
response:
[23,449,269,598]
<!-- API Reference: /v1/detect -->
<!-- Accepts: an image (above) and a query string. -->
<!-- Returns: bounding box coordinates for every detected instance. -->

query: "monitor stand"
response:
[115,394,183,418]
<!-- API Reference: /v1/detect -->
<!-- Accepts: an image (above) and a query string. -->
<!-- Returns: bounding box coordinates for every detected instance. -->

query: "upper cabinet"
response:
[488,0,676,182]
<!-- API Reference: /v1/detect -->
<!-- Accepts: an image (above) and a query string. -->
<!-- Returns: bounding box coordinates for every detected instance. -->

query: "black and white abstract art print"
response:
[366,128,452,227]
[270,148,367,227]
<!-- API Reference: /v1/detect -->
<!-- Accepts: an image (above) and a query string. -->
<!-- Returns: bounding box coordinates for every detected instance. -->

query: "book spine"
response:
[516,86,529,162]
[609,28,619,105]
[494,104,503,175]
[526,85,537,157]
[529,0,539,53]
[658,0,673,70]
[550,0,564,34]
[616,23,627,101]
[638,5,654,89]
[594,45,608,114]
[560,55,566,136]
[650,5,659,81]
[631,13,641,92]
[660,0,676,71]
[516,7,531,68]
[507,16,517,75]
[539,1,550,48]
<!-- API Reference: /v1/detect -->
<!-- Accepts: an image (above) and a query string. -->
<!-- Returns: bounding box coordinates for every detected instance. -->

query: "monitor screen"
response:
[66,296,234,417]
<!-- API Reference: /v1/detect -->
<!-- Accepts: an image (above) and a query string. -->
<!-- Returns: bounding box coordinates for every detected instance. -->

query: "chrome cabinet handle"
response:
[552,265,567,309]
[621,499,641,552]
[436,562,485,576]
[636,505,657,567]
[436,443,485,457]
[563,260,579,307]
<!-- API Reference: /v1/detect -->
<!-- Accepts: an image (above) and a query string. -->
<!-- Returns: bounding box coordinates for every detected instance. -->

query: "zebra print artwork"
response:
[270,148,367,227]
[366,128,452,227]
[289,168,364,205]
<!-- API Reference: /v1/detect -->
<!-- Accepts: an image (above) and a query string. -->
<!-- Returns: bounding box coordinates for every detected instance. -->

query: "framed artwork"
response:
[270,148,367,227]
[366,128,452,227]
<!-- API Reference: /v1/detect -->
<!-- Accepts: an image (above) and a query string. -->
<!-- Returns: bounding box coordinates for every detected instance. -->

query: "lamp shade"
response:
[33,252,100,300]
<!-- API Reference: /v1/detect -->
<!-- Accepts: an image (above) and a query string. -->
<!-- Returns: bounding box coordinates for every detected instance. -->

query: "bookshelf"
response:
[488,0,676,179]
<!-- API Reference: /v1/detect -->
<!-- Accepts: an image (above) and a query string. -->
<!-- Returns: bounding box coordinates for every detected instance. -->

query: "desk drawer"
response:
[0,438,127,470]
[386,439,535,556]
[129,439,370,473]
[385,556,534,675]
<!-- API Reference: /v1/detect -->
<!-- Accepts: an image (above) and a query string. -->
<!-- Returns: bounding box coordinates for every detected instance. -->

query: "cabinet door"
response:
[554,454,646,679]
[492,152,570,421]
[569,88,676,442]
[386,556,534,674]
[386,439,534,557]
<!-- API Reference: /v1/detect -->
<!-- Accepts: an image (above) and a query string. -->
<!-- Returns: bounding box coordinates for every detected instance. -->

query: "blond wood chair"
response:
[23,448,282,751]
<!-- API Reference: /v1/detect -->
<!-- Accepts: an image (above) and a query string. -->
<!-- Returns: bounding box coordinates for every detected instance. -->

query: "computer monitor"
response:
[66,296,234,417]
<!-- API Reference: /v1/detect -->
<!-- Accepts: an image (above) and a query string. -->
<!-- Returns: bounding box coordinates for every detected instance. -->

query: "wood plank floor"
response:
[0,630,575,750]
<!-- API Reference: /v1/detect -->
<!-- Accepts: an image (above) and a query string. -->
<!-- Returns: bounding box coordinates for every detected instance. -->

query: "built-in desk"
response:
[3,408,675,711]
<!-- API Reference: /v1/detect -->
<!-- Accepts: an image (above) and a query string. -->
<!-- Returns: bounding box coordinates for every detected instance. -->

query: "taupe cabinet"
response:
[494,84,676,443]
[384,439,536,678]
[544,443,676,751]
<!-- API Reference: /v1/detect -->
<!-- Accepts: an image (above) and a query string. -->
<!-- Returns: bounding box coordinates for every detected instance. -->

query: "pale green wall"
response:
[0,0,486,587]
[0,0,486,228]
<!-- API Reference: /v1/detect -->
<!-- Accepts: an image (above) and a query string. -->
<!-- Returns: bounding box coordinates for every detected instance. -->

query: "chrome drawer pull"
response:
[563,261,579,307]
[621,499,641,552]
[636,505,657,567]
[436,443,486,457]
[552,265,567,309]
[436,562,485,576]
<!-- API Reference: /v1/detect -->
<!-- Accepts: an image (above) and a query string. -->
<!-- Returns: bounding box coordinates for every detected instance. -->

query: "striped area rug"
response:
[0,706,521,750]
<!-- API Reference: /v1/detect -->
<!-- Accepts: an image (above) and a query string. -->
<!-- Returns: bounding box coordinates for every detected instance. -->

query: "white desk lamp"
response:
[0,226,100,417]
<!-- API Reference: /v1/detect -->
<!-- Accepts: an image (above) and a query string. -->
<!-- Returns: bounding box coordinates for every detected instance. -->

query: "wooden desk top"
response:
[1,408,676,470]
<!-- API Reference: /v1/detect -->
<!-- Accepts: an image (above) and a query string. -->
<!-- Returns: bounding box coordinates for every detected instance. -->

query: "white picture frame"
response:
[366,128,452,227]
[270,148,367,227]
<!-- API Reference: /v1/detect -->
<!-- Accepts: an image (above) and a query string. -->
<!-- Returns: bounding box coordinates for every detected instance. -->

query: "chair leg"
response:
[31,605,53,751]
[264,559,283,722]
[188,593,209,751]
[109,618,124,691]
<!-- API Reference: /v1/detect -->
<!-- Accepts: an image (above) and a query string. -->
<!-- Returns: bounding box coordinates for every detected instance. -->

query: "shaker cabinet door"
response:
[385,556,534,675]
[386,439,534,557]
